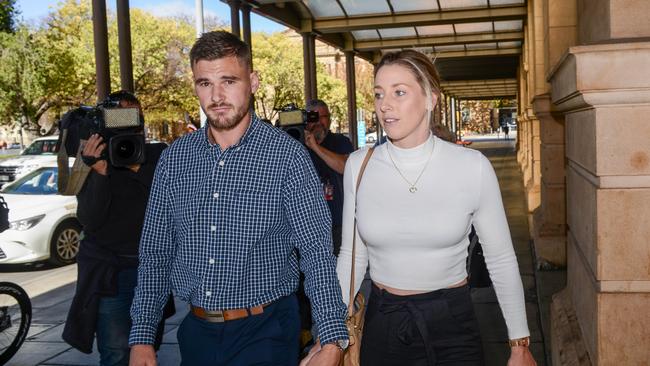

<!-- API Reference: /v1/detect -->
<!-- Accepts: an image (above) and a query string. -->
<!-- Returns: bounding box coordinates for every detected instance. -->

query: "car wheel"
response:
[49,219,81,266]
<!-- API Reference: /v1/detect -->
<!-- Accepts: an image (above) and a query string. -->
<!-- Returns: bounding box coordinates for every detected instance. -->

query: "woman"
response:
[336,50,536,365]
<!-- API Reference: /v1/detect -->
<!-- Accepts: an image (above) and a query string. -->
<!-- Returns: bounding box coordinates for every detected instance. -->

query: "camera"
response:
[276,103,319,143]
[59,99,146,167]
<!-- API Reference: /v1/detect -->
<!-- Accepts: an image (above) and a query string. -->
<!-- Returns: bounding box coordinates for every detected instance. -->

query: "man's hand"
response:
[304,130,319,151]
[507,346,536,366]
[129,344,156,366]
[82,134,108,175]
[300,341,341,366]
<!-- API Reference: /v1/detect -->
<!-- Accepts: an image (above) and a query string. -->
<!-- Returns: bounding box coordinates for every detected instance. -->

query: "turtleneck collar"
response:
[385,133,436,165]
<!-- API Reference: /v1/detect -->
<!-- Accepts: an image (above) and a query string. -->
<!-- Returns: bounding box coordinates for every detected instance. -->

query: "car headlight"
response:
[10,214,46,231]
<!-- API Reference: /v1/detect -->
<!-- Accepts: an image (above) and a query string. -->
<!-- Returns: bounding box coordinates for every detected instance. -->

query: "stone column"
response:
[549,41,650,366]
[530,0,577,267]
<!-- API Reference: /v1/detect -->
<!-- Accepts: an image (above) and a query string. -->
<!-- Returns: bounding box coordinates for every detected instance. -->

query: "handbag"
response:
[466,226,492,288]
[342,147,374,366]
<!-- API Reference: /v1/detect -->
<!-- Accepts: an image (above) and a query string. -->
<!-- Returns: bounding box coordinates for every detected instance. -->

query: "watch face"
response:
[337,339,350,350]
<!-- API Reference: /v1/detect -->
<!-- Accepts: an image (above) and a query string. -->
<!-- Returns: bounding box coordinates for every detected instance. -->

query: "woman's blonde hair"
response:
[374,50,441,113]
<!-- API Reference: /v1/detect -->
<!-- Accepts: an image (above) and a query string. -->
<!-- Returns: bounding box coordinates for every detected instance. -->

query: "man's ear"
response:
[250,71,260,94]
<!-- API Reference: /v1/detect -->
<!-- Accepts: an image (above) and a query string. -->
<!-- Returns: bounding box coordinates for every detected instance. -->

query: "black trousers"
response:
[360,283,484,366]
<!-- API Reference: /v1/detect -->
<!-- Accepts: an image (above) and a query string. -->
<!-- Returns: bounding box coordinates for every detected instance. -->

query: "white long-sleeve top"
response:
[337,134,530,339]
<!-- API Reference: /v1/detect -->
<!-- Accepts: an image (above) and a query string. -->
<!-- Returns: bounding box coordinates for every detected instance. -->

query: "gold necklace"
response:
[386,139,434,193]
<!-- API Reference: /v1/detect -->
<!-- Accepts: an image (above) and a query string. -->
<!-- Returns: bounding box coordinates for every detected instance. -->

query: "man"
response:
[129,31,348,366]
[298,100,354,351]
[304,99,354,256]
[62,91,173,366]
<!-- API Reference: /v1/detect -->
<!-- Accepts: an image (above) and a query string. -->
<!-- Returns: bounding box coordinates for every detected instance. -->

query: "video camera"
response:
[276,103,319,143]
[59,98,146,167]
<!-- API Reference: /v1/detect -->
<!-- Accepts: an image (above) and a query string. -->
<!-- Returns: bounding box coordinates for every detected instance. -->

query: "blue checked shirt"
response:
[129,115,349,346]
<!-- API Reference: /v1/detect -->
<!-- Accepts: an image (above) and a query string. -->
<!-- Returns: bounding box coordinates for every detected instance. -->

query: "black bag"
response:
[0,196,9,233]
[467,226,492,288]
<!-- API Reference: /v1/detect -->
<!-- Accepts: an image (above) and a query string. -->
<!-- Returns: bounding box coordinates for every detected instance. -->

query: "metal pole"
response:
[116,0,134,92]
[345,51,357,147]
[91,0,110,102]
[228,0,241,39]
[449,97,454,133]
[308,34,317,101]
[241,4,252,65]
[302,32,313,104]
[456,99,462,140]
[194,0,206,127]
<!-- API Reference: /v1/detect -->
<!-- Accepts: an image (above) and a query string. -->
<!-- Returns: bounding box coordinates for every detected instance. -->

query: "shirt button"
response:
[210,225,216,231]
[209,258,215,264]
[205,291,212,297]
[213,192,219,198]
[218,160,225,167]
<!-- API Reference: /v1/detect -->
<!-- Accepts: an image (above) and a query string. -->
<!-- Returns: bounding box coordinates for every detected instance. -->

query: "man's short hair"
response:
[306,99,329,110]
[189,30,252,71]
[107,90,140,106]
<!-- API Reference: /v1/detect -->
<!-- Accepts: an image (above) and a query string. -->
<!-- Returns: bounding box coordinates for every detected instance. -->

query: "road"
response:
[0,263,77,299]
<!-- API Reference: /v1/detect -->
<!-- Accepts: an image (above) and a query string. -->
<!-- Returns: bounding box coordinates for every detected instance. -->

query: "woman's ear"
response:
[427,94,438,112]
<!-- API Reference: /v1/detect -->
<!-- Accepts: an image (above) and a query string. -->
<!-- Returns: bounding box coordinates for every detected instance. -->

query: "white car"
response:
[0,136,59,186]
[0,160,80,266]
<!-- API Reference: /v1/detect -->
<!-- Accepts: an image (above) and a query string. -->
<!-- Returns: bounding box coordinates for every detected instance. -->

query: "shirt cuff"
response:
[128,323,158,346]
[317,316,349,346]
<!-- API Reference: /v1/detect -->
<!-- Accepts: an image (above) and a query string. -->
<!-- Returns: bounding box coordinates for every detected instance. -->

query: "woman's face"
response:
[374,63,435,148]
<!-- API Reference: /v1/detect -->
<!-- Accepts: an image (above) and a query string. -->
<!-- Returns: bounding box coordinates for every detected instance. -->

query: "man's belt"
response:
[191,303,271,323]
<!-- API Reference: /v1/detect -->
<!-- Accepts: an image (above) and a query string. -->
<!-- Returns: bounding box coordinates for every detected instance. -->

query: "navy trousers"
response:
[360,284,484,366]
[177,294,300,366]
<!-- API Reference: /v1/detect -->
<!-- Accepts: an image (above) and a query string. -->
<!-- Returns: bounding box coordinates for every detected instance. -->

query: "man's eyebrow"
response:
[221,75,240,81]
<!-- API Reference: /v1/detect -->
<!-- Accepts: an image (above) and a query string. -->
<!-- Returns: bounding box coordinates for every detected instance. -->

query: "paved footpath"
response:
[6,137,557,365]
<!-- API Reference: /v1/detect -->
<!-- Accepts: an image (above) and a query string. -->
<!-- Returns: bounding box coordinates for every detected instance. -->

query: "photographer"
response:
[62,91,173,366]
[304,99,354,256]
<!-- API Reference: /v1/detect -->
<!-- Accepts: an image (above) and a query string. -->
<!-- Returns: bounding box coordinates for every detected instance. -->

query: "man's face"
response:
[192,56,259,131]
[306,105,331,132]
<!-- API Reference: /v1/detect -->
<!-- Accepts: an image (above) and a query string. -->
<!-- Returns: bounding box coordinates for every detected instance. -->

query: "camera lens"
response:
[116,139,135,159]
[109,134,145,167]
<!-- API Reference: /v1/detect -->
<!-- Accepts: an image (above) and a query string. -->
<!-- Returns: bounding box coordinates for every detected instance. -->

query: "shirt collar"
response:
[200,112,261,151]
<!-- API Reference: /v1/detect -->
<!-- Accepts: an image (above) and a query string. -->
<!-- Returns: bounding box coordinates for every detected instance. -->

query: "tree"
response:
[0,27,48,132]
[0,0,206,134]
[252,32,305,122]
[251,31,351,130]
[0,0,19,33]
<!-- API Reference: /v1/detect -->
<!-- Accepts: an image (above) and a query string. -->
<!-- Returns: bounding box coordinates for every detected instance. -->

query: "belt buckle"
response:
[204,310,225,323]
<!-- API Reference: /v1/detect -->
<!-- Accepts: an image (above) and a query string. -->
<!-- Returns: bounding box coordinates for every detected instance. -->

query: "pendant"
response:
[409,186,417,193]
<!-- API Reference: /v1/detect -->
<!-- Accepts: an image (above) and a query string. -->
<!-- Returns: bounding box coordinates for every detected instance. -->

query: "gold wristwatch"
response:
[508,337,530,347]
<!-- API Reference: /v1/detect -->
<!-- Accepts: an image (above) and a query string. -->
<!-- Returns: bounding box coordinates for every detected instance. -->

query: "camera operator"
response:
[62,91,173,366]
[297,100,353,352]
[304,99,354,256]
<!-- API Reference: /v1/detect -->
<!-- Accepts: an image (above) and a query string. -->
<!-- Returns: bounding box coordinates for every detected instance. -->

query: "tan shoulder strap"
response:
[349,147,375,312]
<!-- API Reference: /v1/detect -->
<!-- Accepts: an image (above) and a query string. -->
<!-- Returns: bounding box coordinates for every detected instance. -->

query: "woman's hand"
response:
[507,346,536,366]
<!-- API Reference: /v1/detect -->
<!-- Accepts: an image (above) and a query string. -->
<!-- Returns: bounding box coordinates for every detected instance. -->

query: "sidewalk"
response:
[7,137,560,365]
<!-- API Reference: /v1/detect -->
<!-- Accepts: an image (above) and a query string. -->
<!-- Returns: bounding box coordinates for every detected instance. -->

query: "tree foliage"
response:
[0,0,371,139]
[251,32,358,132]
[0,0,19,33]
